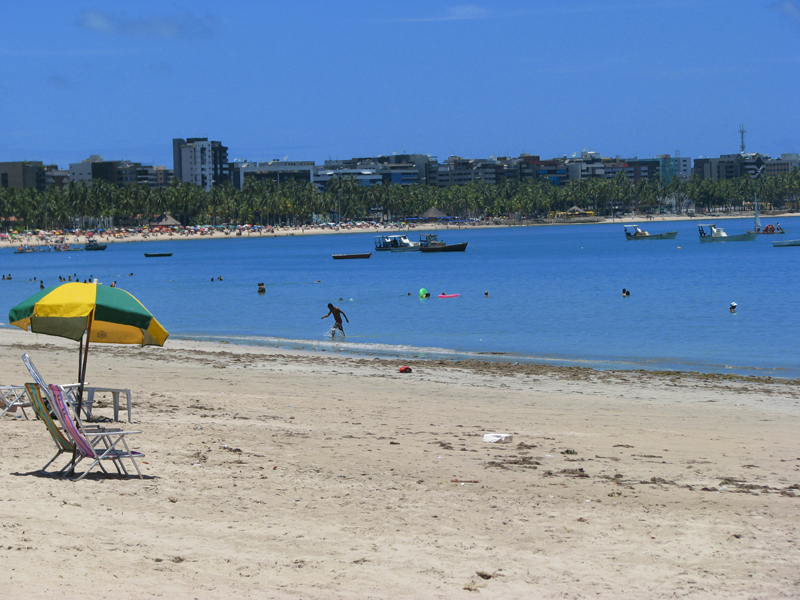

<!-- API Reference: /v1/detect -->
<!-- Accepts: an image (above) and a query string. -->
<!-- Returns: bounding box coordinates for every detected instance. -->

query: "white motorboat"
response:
[698,224,757,242]
[373,235,420,252]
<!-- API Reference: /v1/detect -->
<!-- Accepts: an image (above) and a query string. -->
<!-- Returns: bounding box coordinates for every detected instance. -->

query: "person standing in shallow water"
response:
[321,303,349,338]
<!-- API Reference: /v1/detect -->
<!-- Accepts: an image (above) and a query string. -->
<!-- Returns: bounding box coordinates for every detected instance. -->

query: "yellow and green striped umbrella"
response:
[8,282,168,346]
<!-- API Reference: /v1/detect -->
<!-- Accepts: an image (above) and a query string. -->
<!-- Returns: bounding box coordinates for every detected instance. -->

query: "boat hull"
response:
[144,253,173,257]
[699,232,758,242]
[388,246,420,252]
[625,232,677,240]
[332,253,371,259]
[420,242,468,252]
[773,239,800,247]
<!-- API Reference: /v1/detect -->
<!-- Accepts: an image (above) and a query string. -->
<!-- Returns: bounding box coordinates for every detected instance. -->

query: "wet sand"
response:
[1,327,799,598]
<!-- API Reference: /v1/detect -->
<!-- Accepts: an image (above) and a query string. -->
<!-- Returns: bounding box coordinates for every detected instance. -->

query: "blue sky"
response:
[3,1,800,168]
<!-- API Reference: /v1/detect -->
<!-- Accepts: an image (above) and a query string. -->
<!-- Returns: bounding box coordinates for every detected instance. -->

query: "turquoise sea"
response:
[3,217,800,378]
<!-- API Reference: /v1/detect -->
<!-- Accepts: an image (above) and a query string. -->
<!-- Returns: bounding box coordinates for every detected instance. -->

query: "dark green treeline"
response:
[2,170,799,230]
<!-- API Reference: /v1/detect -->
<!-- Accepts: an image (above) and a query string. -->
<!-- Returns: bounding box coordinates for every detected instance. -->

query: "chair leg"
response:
[119,437,143,478]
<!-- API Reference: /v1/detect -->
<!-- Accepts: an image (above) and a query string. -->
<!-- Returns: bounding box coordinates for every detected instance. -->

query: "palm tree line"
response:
[2,169,799,231]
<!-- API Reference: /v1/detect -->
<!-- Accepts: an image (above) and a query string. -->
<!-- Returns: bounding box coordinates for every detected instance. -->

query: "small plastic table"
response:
[84,386,132,422]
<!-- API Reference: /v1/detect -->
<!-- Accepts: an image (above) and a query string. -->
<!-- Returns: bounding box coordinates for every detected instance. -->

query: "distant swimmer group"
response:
[622,288,631,297]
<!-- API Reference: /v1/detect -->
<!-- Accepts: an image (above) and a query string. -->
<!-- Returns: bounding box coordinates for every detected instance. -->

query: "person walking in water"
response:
[321,303,349,338]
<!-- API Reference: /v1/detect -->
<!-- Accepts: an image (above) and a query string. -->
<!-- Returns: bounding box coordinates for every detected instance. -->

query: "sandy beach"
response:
[1,326,799,598]
[3,210,799,249]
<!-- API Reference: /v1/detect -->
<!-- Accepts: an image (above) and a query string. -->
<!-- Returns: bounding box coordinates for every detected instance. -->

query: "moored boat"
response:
[698,224,757,242]
[13,245,42,254]
[84,239,107,251]
[772,239,800,247]
[144,253,173,257]
[418,233,468,252]
[748,194,785,235]
[332,253,371,259]
[373,235,420,252]
[624,225,678,240]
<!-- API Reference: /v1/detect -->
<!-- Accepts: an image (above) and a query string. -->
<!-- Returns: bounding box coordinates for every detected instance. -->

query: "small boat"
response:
[698,224,757,242]
[772,239,800,247]
[332,253,371,259]
[419,233,468,252]
[144,252,173,257]
[13,245,42,254]
[373,235,420,252]
[748,194,785,235]
[438,293,460,298]
[624,225,678,240]
[84,239,107,251]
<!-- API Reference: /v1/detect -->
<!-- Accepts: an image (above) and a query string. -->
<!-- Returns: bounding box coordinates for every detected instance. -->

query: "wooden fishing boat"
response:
[624,225,678,240]
[332,253,371,259]
[418,233,468,252]
[84,239,107,251]
[698,224,757,242]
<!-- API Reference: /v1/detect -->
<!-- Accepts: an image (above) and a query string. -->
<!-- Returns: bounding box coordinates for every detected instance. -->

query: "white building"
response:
[173,138,229,190]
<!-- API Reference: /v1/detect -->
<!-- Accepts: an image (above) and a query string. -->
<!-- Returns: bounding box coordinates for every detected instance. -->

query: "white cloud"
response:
[76,9,216,39]
[385,5,493,23]
[772,0,800,22]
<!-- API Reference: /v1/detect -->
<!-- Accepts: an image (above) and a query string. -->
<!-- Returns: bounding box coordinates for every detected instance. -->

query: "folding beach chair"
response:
[0,385,32,419]
[47,384,145,481]
[22,354,145,481]
[24,383,75,475]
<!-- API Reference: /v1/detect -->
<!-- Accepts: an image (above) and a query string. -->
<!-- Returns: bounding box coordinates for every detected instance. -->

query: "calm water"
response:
[3,218,800,377]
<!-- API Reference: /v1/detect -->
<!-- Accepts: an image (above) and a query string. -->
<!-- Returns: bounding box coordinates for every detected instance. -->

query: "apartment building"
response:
[692,153,769,181]
[173,137,229,190]
[229,160,315,190]
[0,161,47,191]
[764,153,800,176]
[69,156,140,187]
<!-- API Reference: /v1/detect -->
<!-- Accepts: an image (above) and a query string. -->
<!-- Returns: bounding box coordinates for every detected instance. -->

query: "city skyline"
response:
[3,1,800,167]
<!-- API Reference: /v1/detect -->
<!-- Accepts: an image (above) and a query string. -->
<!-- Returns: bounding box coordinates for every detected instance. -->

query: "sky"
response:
[2,1,800,169]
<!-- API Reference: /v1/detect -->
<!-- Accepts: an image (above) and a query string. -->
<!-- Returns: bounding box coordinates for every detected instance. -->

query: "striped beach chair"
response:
[24,383,75,474]
[48,384,145,481]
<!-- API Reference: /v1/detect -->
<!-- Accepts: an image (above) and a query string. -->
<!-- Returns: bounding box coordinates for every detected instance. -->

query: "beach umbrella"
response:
[8,282,168,416]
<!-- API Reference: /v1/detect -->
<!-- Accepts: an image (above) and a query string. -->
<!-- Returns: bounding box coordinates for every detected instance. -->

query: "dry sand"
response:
[1,326,799,599]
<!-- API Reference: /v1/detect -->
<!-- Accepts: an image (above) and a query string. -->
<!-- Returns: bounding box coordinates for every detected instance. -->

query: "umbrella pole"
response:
[76,315,93,420]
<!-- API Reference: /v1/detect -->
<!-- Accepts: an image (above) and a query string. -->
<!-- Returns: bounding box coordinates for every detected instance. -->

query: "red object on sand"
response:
[399,366,412,373]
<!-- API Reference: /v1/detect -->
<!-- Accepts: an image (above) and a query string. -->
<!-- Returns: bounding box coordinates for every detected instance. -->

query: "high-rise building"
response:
[172,137,229,190]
